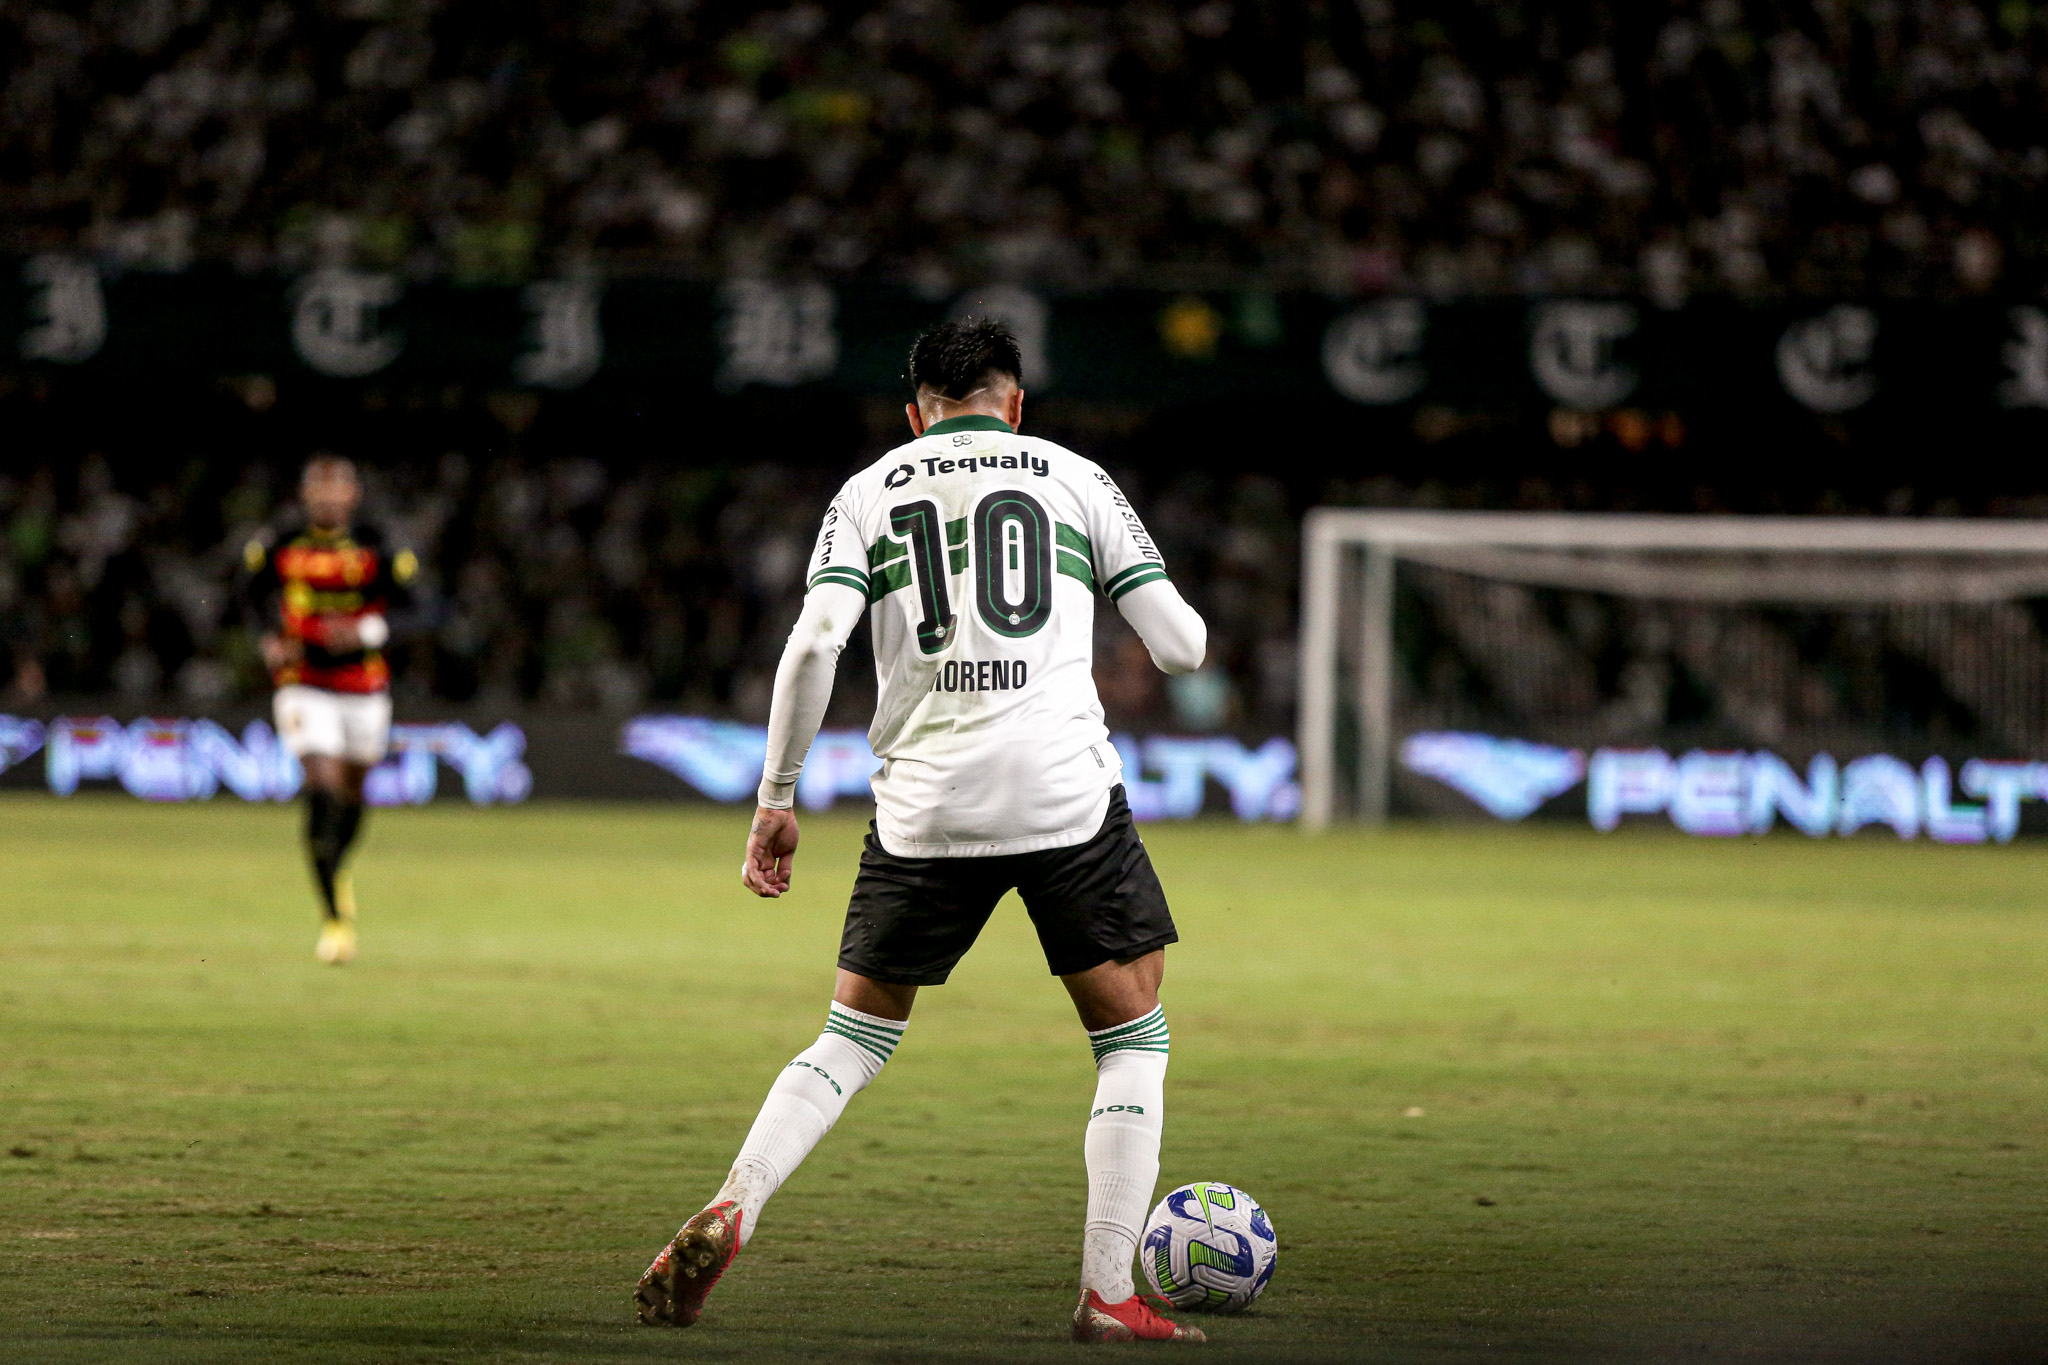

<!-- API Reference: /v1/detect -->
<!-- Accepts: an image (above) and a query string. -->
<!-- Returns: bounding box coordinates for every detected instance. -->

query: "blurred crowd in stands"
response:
[4,0,2047,298]
[0,429,1302,733]
[8,373,2046,728]
[10,0,2048,730]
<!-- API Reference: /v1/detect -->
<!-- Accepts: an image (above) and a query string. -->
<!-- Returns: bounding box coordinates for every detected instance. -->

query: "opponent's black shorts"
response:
[838,786,1178,985]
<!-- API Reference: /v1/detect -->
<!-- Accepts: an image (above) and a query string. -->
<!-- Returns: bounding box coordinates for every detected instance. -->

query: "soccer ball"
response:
[1139,1181,1277,1313]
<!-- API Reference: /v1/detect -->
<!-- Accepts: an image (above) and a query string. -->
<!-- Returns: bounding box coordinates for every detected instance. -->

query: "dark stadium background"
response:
[7,8,2048,1363]
[6,0,2048,761]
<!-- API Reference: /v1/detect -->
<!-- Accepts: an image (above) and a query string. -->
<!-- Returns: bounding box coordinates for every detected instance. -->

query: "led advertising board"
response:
[1402,731,2042,843]
[0,714,1298,822]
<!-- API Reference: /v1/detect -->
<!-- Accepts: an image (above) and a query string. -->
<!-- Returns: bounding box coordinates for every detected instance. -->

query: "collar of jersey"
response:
[921,415,1013,436]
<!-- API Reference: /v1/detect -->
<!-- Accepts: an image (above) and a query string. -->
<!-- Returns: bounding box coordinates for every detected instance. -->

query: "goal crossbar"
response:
[1297,510,2048,831]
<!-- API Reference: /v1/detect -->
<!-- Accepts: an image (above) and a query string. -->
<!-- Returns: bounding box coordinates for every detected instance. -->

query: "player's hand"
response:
[259,633,301,671]
[319,615,363,650]
[741,806,800,898]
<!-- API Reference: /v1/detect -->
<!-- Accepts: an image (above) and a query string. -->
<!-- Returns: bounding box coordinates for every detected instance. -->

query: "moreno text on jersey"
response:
[930,658,1030,693]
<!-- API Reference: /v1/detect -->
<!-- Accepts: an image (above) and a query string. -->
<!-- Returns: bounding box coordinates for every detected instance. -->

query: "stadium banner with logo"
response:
[8,707,2045,840]
[1397,730,2048,843]
[0,711,1298,822]
[10,259,2048,419]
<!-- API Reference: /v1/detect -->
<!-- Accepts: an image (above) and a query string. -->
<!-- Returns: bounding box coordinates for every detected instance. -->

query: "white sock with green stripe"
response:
[1079,1006,1170,1302]
[710,1001,907,1247]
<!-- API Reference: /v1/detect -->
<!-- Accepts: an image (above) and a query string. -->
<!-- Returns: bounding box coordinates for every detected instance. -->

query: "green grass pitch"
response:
[2,794,2044,1363]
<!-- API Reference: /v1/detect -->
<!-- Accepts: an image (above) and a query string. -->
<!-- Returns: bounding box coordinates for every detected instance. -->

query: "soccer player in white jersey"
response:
[636,320,1211,1343]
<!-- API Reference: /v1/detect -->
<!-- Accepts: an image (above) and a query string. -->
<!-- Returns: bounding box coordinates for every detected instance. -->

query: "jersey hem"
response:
[873,785,1115,859]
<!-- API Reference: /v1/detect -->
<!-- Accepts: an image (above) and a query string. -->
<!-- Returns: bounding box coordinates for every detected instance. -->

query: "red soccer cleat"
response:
[1072,1289,1208,1343]
[635,1200,744,1327]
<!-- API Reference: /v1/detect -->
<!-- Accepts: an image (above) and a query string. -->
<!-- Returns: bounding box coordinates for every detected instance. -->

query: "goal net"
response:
[1297,511,2048,841]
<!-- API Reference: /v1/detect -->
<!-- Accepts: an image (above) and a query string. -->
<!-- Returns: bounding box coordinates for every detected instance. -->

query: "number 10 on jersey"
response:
[889,490,1054,654]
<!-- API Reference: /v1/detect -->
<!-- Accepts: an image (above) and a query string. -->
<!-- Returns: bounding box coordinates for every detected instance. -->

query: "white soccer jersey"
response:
[801,415,1176,857]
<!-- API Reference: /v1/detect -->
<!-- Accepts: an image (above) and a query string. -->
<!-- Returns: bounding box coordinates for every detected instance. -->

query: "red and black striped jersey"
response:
[240,520,418,694]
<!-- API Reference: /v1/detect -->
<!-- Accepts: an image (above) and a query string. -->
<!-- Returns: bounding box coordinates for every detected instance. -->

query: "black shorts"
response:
[838,786,1178,986]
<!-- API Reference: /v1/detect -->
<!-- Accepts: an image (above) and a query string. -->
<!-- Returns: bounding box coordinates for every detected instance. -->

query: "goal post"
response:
[1297,510,2048,830]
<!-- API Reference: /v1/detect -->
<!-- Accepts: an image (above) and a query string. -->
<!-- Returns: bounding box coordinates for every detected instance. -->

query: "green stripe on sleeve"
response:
[809,566,871,595]
[1054,525,1095,590]
[1056,549,1095,591]
[1106,565,1170,602]
[1103,561,1164,595]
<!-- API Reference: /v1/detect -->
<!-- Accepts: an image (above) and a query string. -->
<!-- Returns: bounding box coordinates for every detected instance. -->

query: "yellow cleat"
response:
[316,919,357,965]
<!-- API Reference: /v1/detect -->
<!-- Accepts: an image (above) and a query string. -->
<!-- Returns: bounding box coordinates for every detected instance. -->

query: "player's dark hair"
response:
[907,318,1022,400]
